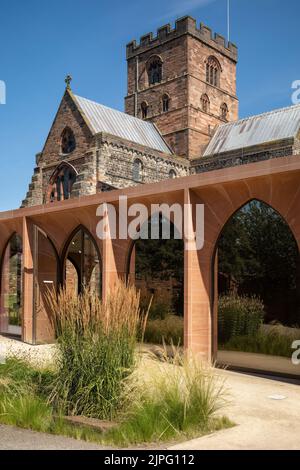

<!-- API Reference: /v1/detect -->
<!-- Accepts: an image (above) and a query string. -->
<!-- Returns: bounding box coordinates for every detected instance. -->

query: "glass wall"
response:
[35,227,59,343]
[128,215,184,323]
[0,234,23,336]
[64,227,101,296]
[216,200,300,376]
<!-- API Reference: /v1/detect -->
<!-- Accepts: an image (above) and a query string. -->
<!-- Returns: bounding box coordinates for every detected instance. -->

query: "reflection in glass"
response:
[0,234,23,336]
[64,228,101,296]
[217,200,300,376]
[129,215,184,317]
[35,228,58,342]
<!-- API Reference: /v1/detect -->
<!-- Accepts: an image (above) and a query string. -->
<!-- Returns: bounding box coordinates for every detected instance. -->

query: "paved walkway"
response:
[169,369,300,450]
[0,424,110,450]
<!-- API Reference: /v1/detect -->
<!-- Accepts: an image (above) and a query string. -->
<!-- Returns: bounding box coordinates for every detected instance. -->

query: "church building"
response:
[21,16,238,208]
[1,16,300,368]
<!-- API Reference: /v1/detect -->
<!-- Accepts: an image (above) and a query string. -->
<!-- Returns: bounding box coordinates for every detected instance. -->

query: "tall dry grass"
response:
[46,281,147,420]
[104,347,231,445]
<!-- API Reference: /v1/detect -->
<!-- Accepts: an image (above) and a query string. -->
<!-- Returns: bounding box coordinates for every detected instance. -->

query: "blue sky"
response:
[0,0,299,210]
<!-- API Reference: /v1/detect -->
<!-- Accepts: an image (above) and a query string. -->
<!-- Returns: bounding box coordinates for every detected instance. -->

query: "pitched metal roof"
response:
[73,94,171,154]
[204,103,300,157]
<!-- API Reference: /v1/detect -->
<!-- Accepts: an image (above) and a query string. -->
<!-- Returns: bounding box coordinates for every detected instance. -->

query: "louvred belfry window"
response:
[147,56,163,85]
[206,56,221,87]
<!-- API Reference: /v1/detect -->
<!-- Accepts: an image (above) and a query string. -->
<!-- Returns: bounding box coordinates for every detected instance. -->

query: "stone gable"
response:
[41,89,93,167]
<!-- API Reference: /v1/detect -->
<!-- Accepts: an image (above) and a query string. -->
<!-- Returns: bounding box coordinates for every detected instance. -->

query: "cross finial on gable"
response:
[65,74,72,90]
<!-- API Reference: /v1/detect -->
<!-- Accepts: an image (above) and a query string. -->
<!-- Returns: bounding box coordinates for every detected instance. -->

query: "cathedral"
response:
[21,16,238,207]
[21,15,300,210]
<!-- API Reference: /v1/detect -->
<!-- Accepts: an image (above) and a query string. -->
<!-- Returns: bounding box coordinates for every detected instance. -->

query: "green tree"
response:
[218,200,300,324]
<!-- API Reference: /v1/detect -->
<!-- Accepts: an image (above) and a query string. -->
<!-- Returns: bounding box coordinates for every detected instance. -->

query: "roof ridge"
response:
[218,102,300,130]
[73,93,151,126]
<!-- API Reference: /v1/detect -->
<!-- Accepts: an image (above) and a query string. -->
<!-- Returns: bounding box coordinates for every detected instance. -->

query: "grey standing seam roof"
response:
[203,103,300,157]
[73,94,171,154]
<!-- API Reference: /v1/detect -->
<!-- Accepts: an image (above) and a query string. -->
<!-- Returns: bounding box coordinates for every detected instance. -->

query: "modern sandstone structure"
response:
[1,16,300,363]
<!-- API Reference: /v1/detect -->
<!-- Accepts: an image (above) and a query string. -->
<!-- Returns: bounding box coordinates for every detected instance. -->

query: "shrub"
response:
[220,327,296,358]
[218,295,264,344]
[104,351,231,446]
[144,315,184,345]
[46,281,145,420]
[139,287,173,320]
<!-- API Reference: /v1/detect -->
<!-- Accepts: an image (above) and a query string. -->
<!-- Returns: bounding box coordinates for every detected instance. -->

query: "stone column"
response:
[183,188,212,362]
[101,205,119,301]
[22,217,35,344]
[212,249,218,360]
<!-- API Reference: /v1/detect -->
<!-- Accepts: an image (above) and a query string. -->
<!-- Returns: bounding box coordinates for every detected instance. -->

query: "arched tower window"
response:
[132,158,143,183]
[220,102,228,121]
[201,94,210,113]
[61,127,76,154]
[169,169,176,179]
[206,56,221,87]
[147,56,163,85]
[47,162,77,203]
[162,94,170,113]
[141,101,148,119]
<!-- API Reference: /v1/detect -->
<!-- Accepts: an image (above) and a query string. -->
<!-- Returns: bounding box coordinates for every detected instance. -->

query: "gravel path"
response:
[0,335,56,367]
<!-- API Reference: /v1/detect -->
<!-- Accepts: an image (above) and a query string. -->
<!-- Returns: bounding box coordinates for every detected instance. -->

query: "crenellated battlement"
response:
[126,16,237,61]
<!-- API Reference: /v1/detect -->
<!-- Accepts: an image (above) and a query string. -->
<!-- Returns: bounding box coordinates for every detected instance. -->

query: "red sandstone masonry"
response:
[125,16,238,159]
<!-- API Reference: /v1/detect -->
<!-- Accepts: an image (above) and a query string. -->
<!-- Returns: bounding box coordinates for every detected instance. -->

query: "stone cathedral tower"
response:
[125,16,238,159]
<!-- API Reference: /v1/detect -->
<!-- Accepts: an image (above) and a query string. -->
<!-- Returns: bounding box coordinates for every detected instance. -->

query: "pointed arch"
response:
[211,198,300,360]
[220,102,228,121]
[141,101,149,119]
[147,55,163,85]
[201,94,210,113]
[132,158,143,182]
[61,225,102,296]
[205,56,221,87]
[61,127,76,154]
[46,161,78,203]
[125,213,184,318]
[162,93,170,113]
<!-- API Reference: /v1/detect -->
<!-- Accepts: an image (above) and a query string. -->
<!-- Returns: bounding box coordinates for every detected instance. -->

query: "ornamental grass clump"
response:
[104,348,231,446]
[46,281,146,420]
[218,294,264,344]
[144,315,184,345]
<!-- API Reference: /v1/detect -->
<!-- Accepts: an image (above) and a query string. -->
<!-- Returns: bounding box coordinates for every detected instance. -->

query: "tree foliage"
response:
[218,200,300,324]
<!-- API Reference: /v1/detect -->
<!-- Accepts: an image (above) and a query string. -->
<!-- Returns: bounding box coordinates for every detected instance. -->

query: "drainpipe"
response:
[134,56,139,117]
